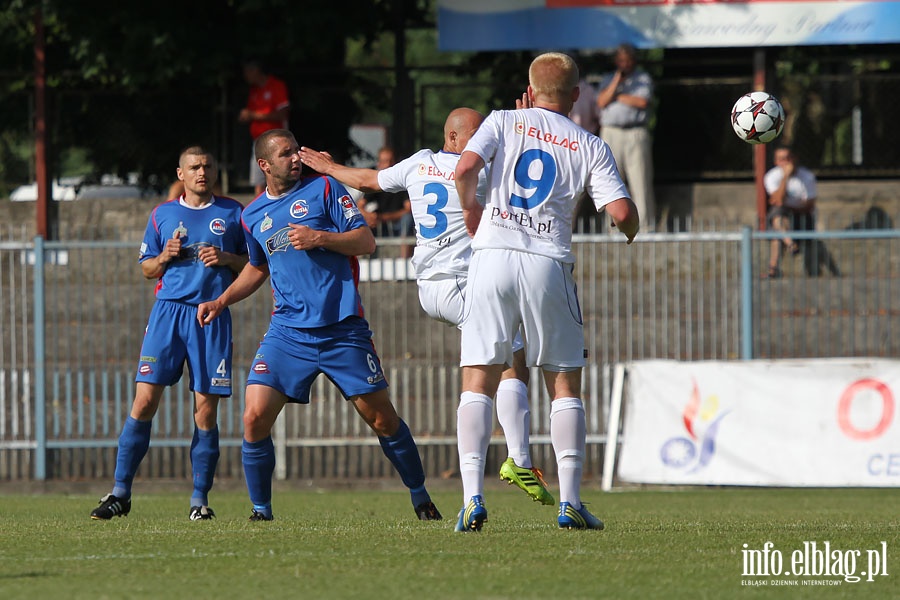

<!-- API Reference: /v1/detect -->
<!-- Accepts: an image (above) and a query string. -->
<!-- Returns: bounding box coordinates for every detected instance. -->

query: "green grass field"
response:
[1,484,896,599]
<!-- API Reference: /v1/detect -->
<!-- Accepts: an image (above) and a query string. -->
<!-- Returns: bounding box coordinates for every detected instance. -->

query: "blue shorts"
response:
[136,299,233,396]
[247,317,388,404]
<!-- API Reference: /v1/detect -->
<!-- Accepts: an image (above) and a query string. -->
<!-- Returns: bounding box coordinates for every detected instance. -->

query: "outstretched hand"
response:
[299,147,334,175]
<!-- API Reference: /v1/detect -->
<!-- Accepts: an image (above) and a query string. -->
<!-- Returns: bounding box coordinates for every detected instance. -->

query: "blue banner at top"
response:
[437,1,900,51]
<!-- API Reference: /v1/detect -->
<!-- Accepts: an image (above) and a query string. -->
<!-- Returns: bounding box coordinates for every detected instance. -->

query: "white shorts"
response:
[417,275,467,327]
[419,274,525,353]
[460,249,584,369]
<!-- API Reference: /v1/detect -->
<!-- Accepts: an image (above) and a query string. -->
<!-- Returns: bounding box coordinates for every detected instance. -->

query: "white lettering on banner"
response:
[740,540,889,584]
[616,359,900,487]
[838,378,895,440]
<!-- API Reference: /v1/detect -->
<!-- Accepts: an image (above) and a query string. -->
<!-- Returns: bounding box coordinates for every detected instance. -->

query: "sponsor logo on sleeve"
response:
[340,195,360,219]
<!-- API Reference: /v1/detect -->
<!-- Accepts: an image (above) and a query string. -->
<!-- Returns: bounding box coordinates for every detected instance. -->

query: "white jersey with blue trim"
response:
[463,107,629,263]
[377,149,485,280]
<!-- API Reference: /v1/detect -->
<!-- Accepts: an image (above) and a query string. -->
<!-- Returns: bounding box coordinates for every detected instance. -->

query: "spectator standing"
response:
[455,52,639,532]
[90,147,247,521]
[197,129,442,522]
[597,43,656,230]
[238,60,290,197]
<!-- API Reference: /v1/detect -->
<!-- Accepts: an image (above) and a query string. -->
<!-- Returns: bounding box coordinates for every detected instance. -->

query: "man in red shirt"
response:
[239,60,290,197]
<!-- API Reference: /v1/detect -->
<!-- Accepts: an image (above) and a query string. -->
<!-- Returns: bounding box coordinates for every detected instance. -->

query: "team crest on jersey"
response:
[209,218,227,235]
[290,199,309,219]
[260,213,273,233]
[340,195,360,219]
[265,227,292,254]
[252,361,270,374]
[138,363,153,376]
[417,164,427,176]
[514,122,525,135]
[172,221,188,239]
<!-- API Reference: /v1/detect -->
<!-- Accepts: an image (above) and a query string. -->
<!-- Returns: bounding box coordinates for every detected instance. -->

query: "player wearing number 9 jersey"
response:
[298,109,556,507]
[454,53,639,532]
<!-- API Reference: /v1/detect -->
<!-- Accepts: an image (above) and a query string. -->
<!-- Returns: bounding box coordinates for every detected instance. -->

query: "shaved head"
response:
[444,107,484,154]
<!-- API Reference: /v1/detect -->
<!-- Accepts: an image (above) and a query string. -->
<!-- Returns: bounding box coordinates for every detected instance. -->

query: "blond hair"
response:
[528,52,579,100]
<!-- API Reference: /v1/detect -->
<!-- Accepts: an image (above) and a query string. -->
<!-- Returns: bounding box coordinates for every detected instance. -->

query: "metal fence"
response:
[1,224,898,483]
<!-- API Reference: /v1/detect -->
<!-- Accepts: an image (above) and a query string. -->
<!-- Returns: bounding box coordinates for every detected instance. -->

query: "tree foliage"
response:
[0,0,422,191]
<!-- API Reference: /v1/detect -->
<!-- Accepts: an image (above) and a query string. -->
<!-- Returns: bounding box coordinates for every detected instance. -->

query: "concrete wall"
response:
[4,180,897,241]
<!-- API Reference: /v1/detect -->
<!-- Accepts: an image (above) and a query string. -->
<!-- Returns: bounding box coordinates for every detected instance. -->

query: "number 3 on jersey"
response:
[510,149,557,210]
[419,182,449,239]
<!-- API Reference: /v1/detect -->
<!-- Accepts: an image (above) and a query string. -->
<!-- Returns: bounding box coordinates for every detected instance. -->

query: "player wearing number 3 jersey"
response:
[454,52,639,531]
[299,109,556,507]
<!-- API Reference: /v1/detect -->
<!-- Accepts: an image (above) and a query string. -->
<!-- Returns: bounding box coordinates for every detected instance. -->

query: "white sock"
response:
[551,397,585,508]
[457,391,493,503]
[495,378,531,468]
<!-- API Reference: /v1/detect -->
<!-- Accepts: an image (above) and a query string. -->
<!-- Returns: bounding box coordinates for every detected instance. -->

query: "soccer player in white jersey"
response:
[298,109,554,506]
[455,52,639,531]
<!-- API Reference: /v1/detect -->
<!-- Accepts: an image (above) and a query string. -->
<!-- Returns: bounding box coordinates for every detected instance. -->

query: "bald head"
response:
[528,52,580,114]
[444,107,484,154]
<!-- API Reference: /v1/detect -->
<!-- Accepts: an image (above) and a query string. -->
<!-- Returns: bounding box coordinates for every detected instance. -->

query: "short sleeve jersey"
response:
[377,149,486,279]
[240,176,368,328]
[463,107,629,263]
[139,196,247,304]
[764,166,818,209]
[246,75,290,140]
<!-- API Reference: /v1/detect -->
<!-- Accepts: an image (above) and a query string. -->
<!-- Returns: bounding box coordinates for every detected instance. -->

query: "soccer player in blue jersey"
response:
[197,129,442,522]
[90,147,248,521]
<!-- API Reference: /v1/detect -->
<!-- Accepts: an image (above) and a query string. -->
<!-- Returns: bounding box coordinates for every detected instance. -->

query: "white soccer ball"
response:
[730,91,785,145]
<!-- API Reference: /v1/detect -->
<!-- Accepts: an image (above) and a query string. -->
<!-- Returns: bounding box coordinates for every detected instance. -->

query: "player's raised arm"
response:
[197,261,270,326]
[299,147,382,193]
[455,151,486,237]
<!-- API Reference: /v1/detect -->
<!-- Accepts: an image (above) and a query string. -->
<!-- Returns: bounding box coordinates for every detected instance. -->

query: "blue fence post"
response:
[33,236,47,480]
[740,226,754,360]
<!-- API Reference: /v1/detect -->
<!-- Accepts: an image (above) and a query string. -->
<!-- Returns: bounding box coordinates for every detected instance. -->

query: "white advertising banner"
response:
[617,359,900,487]
[438,1,900,51]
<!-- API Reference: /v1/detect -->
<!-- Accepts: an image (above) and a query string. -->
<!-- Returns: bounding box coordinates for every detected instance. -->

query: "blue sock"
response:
[112,416,152,499]
[190,426,220,507]
[377,419,430,507]
[242,437,275,517]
